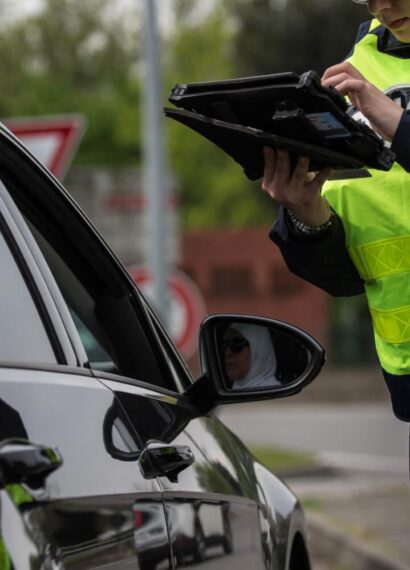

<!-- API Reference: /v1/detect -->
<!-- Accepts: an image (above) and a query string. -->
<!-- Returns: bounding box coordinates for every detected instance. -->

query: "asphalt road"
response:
[218,401,409,475]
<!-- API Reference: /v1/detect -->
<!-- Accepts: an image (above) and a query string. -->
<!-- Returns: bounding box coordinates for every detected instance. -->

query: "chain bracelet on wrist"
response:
[286,208,335,236]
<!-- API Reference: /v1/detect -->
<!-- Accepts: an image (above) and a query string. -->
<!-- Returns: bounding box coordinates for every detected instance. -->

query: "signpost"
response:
[142,0,169,328]
[4,115,86,180]
[129,267,207,360]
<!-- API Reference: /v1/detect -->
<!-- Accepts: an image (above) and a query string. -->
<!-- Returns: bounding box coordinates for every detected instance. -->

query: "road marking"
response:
[318,450,408,474]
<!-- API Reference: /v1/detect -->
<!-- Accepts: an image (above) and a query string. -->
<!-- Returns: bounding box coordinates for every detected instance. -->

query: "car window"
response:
[70,310,114,369]
[0,143,181,392]
[0,218,57,364]
[25,213,173,386]
[26,222,120,374]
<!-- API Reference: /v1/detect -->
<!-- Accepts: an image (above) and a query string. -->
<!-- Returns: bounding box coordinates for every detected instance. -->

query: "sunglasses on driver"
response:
[222,338,250,353]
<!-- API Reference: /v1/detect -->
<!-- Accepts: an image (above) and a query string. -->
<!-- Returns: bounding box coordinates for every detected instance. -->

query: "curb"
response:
[307,512,409,570]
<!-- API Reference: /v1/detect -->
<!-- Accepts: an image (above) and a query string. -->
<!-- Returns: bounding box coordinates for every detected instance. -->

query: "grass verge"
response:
[250,444,317,475]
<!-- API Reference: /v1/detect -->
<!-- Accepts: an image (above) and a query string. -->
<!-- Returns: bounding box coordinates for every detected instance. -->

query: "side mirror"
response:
[0,438,63,489]
[186,314,325,412]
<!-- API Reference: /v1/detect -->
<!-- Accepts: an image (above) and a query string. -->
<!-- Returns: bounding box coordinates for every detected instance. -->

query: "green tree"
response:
[164,0,277,227]
[226,0,367,75]
[223,0,286,76]
[0,0,141,165]
[283,0,369,73]
[0,0,370,228]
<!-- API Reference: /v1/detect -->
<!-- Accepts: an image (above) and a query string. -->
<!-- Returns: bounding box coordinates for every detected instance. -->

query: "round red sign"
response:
[128,267,206,359]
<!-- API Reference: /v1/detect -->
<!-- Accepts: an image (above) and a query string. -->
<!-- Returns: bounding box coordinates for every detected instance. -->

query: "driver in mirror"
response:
[222,324,281,390]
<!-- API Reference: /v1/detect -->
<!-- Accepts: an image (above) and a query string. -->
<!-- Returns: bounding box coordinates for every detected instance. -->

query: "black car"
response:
[0,123,325,570]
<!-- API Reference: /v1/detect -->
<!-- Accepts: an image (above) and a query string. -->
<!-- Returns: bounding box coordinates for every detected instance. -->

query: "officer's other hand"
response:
[261,147,333,226]
[321,62,403,141]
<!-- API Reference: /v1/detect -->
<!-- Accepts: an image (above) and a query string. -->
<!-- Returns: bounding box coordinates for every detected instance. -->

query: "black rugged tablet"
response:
[165,70,395,180]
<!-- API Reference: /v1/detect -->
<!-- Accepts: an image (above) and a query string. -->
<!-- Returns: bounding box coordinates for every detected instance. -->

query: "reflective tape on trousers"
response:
[370,305,410,343]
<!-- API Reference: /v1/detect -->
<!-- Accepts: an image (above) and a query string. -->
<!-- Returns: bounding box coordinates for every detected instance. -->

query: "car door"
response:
[100,305,274,569]
[0,131,172,569]
[0,369,170,570]
[0,125,272,569]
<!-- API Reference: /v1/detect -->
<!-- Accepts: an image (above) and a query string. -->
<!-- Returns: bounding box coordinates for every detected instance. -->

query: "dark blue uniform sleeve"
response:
[269,206,365,297]
[391,110,410,172]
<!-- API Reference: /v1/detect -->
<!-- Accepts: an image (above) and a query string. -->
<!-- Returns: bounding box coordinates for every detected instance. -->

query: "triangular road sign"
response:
[3,115,86,180]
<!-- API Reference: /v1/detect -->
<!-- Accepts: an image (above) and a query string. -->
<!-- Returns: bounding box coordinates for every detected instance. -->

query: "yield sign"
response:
[3,115,86,180]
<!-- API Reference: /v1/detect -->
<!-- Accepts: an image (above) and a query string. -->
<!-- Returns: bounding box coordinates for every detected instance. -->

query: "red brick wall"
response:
[180,227,329,371]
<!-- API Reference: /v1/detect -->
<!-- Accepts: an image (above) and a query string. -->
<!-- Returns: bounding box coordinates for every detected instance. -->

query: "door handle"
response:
[0,438,63,489]
[138,440,195,483]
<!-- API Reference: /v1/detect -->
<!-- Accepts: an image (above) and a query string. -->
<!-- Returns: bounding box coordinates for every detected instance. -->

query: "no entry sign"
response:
[129,267,207,360]
[4,115,85,180]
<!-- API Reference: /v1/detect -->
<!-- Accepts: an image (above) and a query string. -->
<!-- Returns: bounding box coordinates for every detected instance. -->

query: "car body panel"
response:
[100,377,305,569]
[0,368,170,569]
[0,122,312,569]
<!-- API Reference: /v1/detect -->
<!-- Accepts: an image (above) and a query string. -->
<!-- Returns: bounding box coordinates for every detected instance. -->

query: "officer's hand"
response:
[322,62,403,141]
[261,147,333,226]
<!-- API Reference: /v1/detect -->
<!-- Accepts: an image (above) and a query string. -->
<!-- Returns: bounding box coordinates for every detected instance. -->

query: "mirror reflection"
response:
[222,324,279,390]
[217,321,310,391]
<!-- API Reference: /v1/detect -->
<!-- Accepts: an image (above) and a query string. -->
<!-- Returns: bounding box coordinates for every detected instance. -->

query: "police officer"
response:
[263,0,410,427]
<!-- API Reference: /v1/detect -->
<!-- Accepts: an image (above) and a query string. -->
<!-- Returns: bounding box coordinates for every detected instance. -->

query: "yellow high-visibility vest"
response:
[322,19,410,374]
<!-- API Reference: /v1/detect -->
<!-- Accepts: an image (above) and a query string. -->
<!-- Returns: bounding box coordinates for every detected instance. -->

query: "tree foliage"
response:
[0,0,370,227]
[226,0,367,76]
[0,0,141,165]
[164,0,368,227]
[164,0,277,227]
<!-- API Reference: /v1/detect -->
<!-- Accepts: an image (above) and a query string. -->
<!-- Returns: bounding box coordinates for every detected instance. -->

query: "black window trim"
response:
[0,361,95,378]
[140,295,196,390]
[97,372,200,415]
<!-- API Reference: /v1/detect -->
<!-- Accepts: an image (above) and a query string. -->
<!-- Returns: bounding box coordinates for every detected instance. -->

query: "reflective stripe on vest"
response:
[348,235,410,280]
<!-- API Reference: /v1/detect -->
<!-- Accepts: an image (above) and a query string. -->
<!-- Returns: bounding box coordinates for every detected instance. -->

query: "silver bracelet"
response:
[286,208,335,236]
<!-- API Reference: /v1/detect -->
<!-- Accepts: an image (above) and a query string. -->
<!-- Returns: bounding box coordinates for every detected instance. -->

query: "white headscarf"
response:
[230,323,280,390]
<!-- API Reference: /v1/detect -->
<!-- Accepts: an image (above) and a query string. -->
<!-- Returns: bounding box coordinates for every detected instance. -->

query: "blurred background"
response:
[2,3,409,567]
[0,0,375,374]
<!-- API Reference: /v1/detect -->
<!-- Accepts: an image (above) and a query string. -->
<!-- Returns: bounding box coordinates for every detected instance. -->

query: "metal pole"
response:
[142,0,169,327]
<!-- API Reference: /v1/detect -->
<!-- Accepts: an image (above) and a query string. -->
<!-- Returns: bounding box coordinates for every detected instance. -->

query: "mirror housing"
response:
[186,314,325,413]
[0,438,63,489]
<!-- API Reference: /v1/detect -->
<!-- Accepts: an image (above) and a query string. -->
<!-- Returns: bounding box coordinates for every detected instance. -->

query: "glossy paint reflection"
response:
[0,369,169,569]
[111,389,191,449]
[24,499,137,569]
[110,386,271,568]
[133,501,172,569]
[166,500,232,567]
[1,490,41,570]
[173,417,283,569]
[0,397,28,441]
